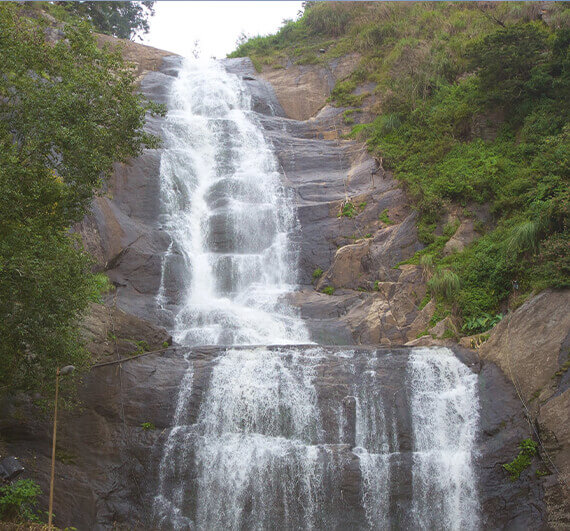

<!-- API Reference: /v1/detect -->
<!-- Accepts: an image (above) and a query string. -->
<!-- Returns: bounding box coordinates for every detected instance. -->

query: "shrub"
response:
[0,479,41,522]
[503,438,538,480]
[141,422,155,431]
[322,286,335,295]
[312,268,324,279]
[338,202,357,218]
[462,313,503,334]
[531,231,570,289]
[507,220,542,254]
[419,254,434,278]
[88,273,113,302]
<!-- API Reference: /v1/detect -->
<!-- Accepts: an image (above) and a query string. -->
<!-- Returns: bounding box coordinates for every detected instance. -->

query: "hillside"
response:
[230,1,569,333]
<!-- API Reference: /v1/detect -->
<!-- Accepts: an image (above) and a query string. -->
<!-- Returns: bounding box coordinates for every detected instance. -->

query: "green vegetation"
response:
[338,200,367,219]
[427,270,461,300]
[313,267,324,279]
[0,479,42,523]
[55,446,77,465]
[51,1,155,40]
[378,209,394,225]
[462,313,503,335]
[322,286,335,295]
[343,109,359,125]
[141,421,156,431]
[418,293,431,310]
[0,4,164,396]
[554,355,570,378]
[503,438,538,480]
[133,340,150,355]
[232,2,569,329]
[338,201,357,218]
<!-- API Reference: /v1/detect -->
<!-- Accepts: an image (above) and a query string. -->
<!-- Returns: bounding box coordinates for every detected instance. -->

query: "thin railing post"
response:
[48,368,59,529]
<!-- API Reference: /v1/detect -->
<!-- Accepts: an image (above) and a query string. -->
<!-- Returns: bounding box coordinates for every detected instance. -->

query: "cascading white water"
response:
[355,348,480,530]
[153,58,481,530]
[157,58,308,346]
[408,347,480,530]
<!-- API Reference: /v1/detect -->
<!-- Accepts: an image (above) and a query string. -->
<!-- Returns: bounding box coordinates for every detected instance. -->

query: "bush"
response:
[322,286,335,295]
[462,313,503,334]
[0,479,41,522]
[379,209,394,225]
[503,438,538,480]
[312,268,324,280]
[338,202,357,218]
[507,220,542,254]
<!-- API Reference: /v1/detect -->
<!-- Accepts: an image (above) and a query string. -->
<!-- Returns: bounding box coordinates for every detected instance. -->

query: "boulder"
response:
[443,218,476,255]
[478,289,570,402]
[429,315,458,339]
[317,241,371,290]
[478,288,570,524]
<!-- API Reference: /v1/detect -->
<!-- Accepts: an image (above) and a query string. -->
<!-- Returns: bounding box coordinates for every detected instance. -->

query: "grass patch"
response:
[418,293,431,310]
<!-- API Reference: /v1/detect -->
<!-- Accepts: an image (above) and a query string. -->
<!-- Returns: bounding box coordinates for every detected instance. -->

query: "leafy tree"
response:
[56,1,155,40]
[0,4,164,395]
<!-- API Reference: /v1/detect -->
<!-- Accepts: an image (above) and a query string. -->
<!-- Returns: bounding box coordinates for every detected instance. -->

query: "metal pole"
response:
[48,368,59,529]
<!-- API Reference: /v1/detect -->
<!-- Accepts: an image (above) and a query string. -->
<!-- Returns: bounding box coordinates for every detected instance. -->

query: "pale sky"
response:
[143,1,304,59]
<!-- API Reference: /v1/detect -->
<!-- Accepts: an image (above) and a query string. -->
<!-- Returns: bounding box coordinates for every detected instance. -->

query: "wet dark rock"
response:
[1,346,547,529]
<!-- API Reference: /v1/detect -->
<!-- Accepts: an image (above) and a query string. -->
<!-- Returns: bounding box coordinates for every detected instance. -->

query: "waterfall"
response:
[408,348,480,530]
[153,58,481,530]
[157,58,308,346]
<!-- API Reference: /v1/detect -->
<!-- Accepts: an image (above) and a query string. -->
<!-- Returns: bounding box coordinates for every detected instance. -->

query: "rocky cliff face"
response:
[0,345,550,529]
[479,289,570,528]
[1,43,567,529]
[75,46,181,346]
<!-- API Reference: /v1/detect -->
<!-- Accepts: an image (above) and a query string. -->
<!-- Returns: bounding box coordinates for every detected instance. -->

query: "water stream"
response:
[153,58,480,530]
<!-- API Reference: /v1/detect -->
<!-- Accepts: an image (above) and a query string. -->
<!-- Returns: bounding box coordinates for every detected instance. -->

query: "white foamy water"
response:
[408,347,480,530]
[157,58,308,346]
